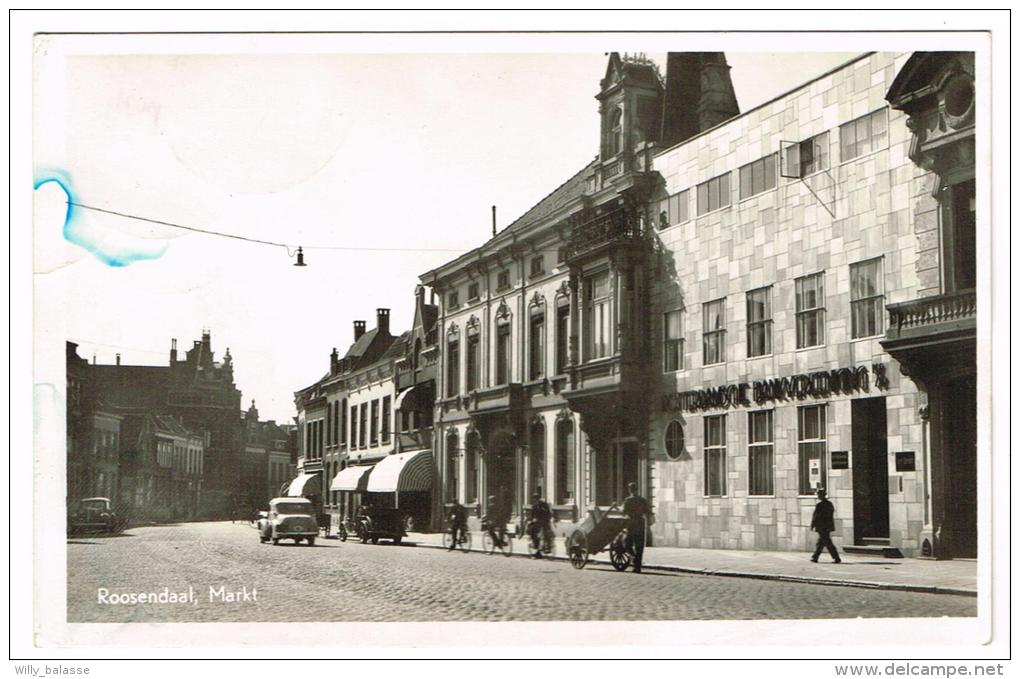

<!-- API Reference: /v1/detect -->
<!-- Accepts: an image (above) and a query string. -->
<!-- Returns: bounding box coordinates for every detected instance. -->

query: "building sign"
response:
[663,363,889,412]
[809,459,821,489]
[895,451,916,472]
[831,451,850,470]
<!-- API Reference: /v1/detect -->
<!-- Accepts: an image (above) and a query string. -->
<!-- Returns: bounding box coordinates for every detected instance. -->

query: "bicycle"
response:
[442,520,472,553]
[481,517,513,557]
[525,519,555,558]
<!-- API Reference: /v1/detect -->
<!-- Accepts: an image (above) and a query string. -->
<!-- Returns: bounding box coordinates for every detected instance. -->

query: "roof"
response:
[379,332,410,362]
[495,158,597,240]
[421,303,438,337]
[151,415,197,438]
[342,328,379,360]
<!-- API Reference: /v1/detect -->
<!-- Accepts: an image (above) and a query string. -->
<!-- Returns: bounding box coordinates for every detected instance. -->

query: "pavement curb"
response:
[407,538,977,598]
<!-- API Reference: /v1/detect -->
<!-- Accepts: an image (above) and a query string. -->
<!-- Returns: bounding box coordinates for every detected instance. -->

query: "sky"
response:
[34,41,859,422]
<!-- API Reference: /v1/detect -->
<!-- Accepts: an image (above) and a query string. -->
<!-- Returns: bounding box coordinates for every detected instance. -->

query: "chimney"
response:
[330,347,339,375]
[115,353,121,366]
[491,205,497,238]
[170,338,178,364]
[377,308,390,336]
[415,284,426,307]
[353,320,366,341]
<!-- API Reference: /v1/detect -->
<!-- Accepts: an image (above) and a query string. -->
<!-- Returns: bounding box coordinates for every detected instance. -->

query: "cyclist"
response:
[527,491,554,558]
[483,494,510,550]
[447,499,468,551]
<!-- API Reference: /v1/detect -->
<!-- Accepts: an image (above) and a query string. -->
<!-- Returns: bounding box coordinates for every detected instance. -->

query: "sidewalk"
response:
[404,531,976,597]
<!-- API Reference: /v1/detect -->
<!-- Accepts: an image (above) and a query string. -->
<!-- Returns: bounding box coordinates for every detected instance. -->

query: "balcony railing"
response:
[886,289,976,341]
[566,209,643,260]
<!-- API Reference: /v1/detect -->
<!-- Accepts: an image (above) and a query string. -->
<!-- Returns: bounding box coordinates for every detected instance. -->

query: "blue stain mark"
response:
[34,169,169,267]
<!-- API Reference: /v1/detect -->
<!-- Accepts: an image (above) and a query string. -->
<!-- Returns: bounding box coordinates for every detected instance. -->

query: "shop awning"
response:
[330,465,373,492]
[393,386,417,411]
[286,472,320,497]
[365,449,434,493]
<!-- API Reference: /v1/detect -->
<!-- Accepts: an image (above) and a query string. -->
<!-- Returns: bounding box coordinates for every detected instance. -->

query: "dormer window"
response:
[530,256,545,279]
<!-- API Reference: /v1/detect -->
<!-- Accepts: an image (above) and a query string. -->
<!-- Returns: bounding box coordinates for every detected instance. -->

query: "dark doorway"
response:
[852,397,890,543]
[486,431,518,517]
[944,375,977,558]
[594,440,640,506]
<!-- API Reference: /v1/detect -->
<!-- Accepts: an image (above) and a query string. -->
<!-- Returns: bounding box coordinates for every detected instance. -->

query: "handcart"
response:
[565,504,637,571]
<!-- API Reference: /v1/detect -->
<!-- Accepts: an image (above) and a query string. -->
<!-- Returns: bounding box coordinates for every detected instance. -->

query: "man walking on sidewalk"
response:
[810,488,842,563]
[623,482,651,573]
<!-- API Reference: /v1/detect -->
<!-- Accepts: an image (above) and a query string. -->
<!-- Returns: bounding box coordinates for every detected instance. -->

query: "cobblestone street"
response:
[66,521,976,623]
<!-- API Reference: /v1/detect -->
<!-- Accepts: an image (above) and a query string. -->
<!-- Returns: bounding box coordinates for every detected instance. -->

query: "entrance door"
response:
[486,432,518,517]
[594,440,639,506]
[852,397,890,543]
[944,375,977,558]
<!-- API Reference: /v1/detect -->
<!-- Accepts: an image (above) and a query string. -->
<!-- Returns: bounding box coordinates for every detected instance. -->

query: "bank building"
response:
[419,50,977,559]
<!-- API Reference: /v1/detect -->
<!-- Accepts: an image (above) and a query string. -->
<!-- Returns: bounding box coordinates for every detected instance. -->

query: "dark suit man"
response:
[810,488,842,563]
[622,482,651,573]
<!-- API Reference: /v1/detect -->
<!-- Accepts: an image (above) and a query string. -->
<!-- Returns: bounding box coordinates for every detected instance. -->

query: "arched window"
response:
[445,430,459,502]
[609,107,623,156]
[665,420,685,460]
[529,419,546,498]
[555,418,575,504]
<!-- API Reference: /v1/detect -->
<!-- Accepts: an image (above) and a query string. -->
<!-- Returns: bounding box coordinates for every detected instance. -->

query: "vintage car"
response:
[258,497,318,546]
[67,497,121,534]
[357,505,407,545]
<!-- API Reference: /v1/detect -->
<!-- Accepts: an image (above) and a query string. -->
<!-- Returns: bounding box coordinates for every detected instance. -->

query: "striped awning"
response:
[330,465,373,492]
[393,386,417,411]
[365,449,434,493]
[286,472,320,497]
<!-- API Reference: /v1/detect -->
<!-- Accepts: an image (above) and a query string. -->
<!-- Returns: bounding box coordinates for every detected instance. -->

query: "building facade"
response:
[417,51,978,558]
[420,53,739,532]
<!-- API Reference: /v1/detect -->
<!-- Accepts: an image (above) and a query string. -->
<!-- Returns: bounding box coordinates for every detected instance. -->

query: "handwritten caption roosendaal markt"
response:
[96,586,258,605]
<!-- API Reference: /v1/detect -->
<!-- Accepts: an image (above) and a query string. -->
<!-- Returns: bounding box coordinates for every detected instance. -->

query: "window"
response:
[608,107,623,157]
[704,415,727,497]
[555,304,570,374]
[495,322,511,385]
[664,420,684,460]
[801,132,829,176]
[738,154,777,200]
[529,421,545,498]
[839,109,888,161]
[358,404,367,448]
[702,298,726,365]
[325,403,333,447]
[466,333,480,391]
[555,419,575,504]
[465,437,478,503]
[340,398,347,445]
[349,406,357,448]
[696,173,731,216]
[447,291,459,309]
[748,410,774,496]
[496,270,510,291]
[798,405,827,494]
[381,395,391,443]
[943,179,977,291]
[557,247,567,264]
[746,287,773,358]
[663,308,684,372]
[796,273,825,348]
[530,256,545,278]
[850,258,884,338]
[446,338,460,397]
[445,432,459,502]
[658,190,690,229]
[467,282,479,301]
[585,271,611,360]
[529,311,545,380]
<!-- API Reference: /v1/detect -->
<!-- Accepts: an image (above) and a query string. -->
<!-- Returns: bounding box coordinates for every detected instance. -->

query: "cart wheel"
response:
[569,546,588,569]
[610,540,632,571]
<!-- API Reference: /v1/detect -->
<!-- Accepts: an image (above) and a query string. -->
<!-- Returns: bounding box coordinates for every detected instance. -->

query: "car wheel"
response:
[371,537,379,545]
[393,535,402,545]
[272,538,279,545]
[307,537,315,546]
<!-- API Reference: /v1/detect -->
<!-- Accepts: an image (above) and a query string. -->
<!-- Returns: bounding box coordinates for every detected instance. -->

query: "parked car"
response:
[68,497,121,534]
[357,505,407,545]
[258,497,318,546]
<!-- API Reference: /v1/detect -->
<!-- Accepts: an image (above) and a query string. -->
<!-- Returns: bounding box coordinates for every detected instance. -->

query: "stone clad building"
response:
[649,51,977,557]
